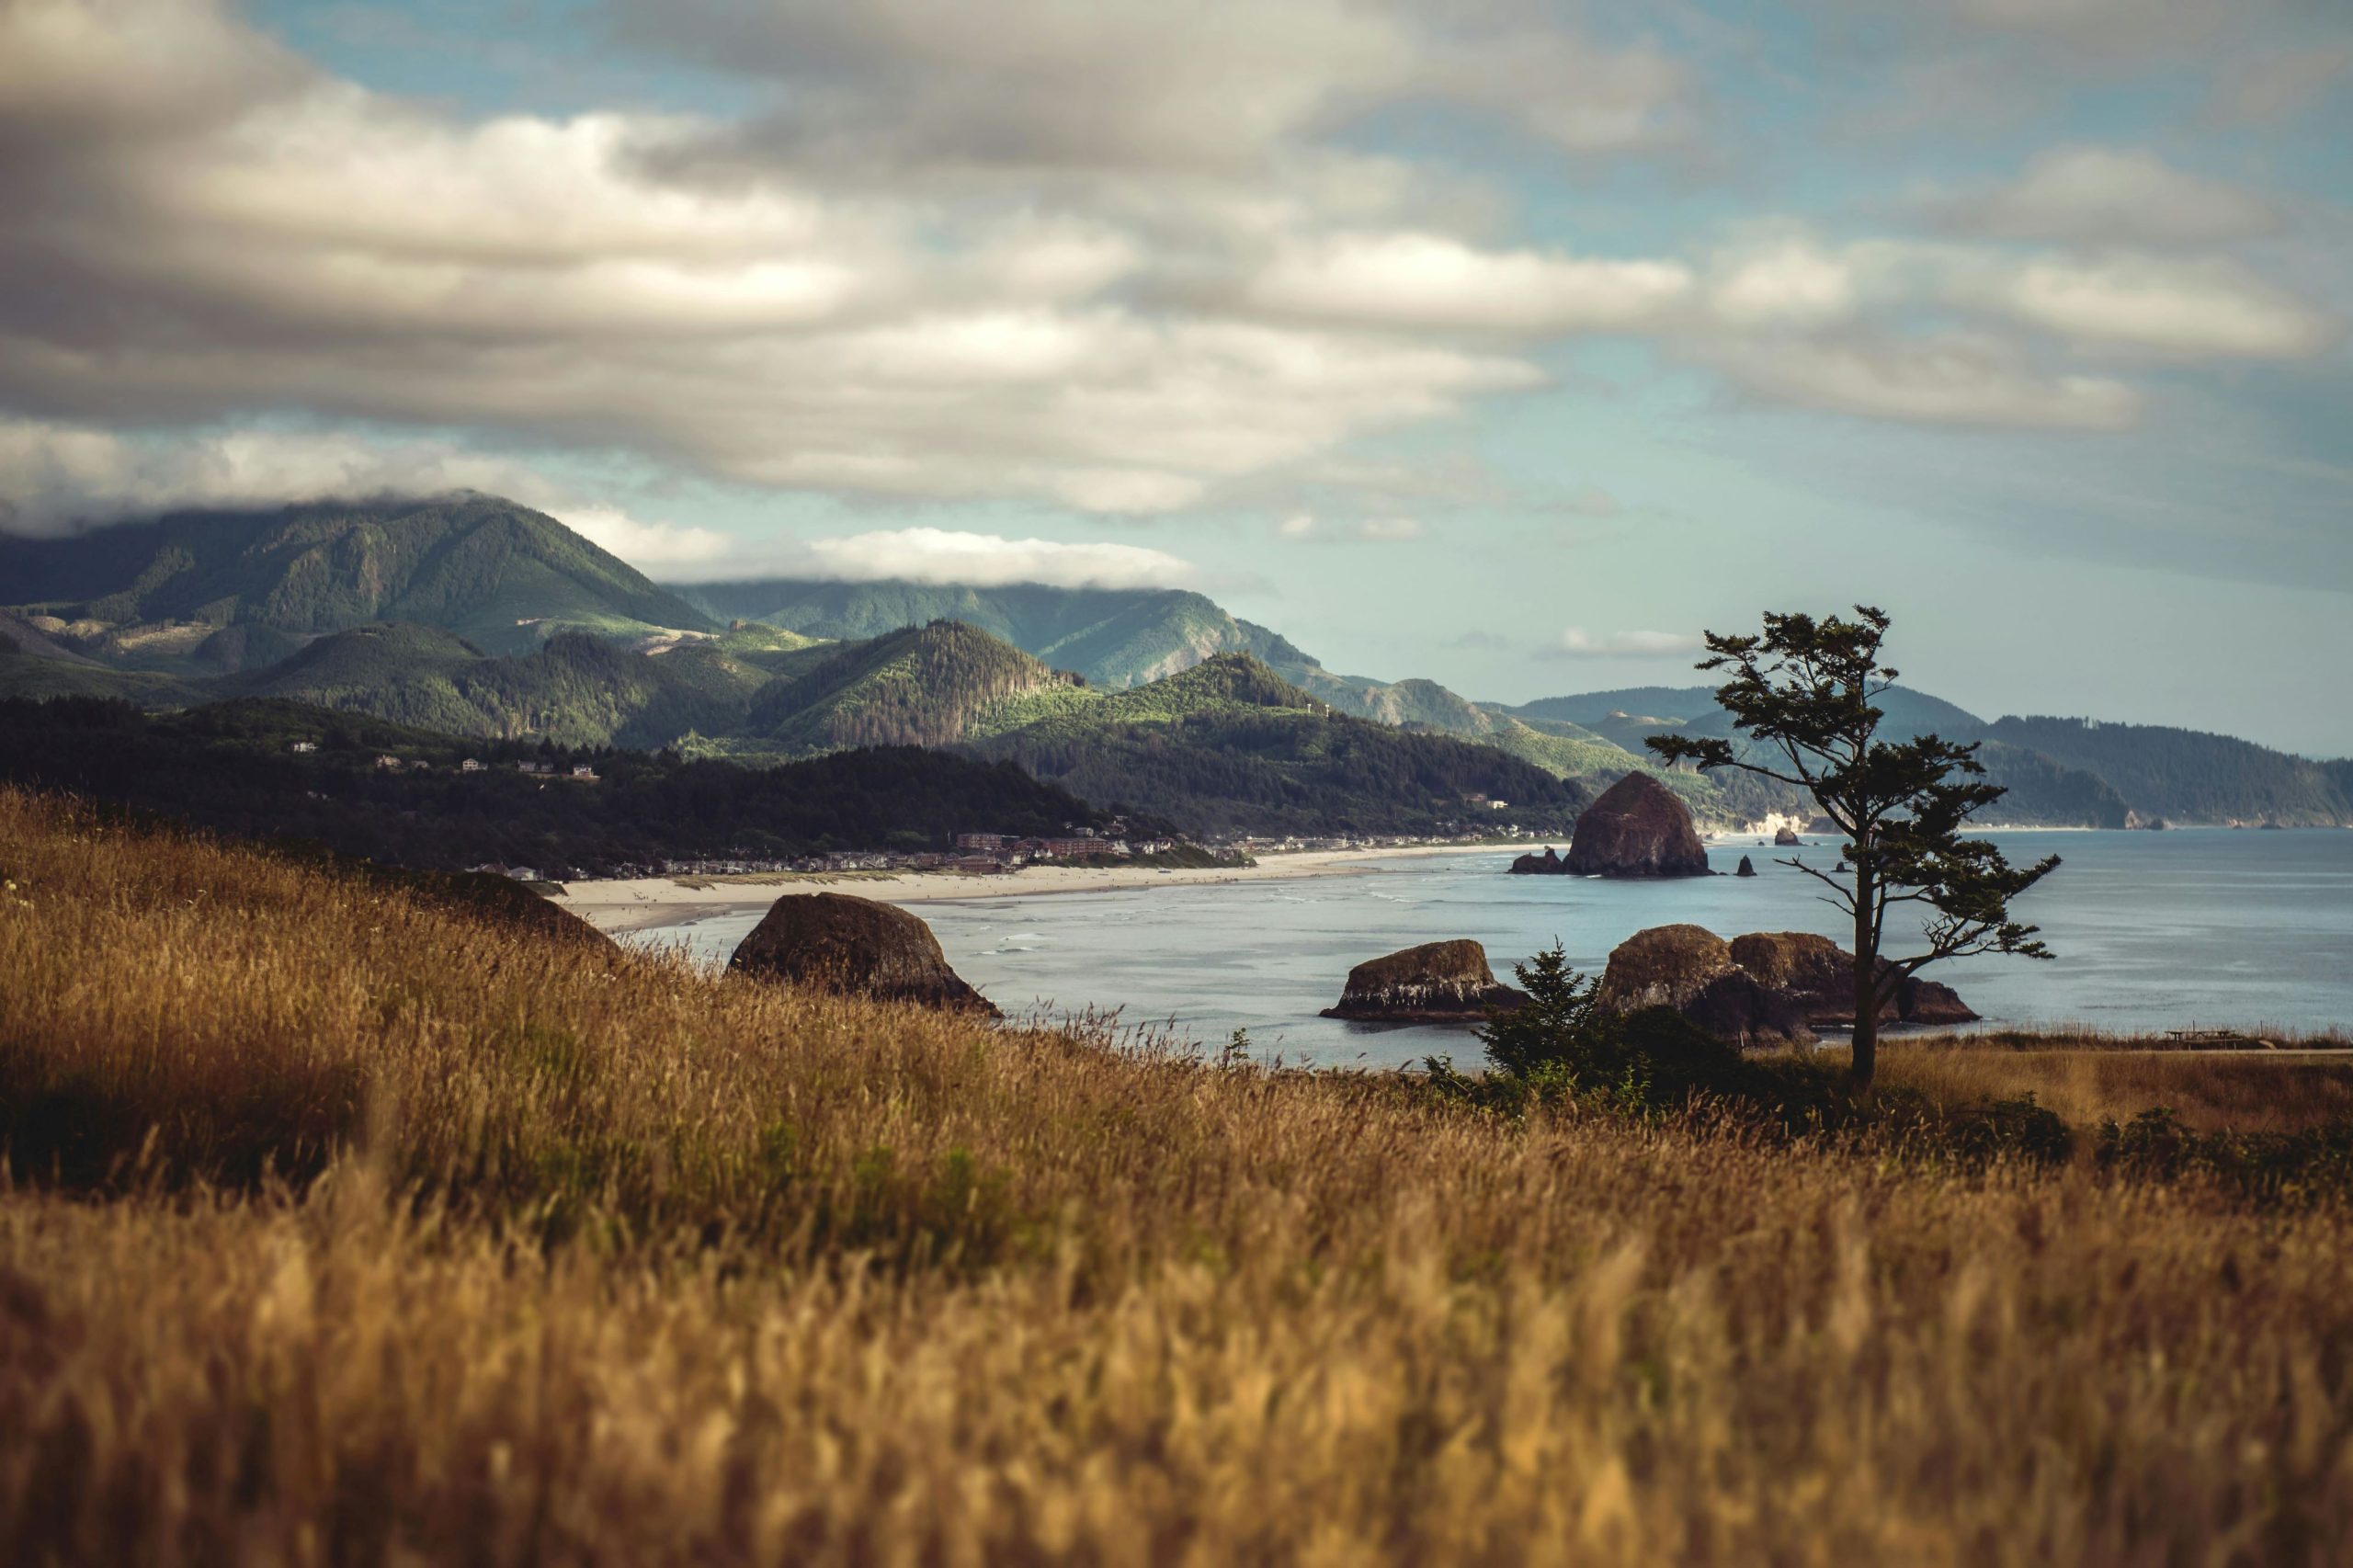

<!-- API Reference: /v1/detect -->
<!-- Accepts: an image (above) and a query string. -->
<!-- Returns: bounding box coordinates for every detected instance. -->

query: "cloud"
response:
[1704,331,2143,431]
[1934,147,2281,246]
[1543,628,1704,659]
[0,0,1545,519]
[797,528,1194,590]
[1351,517,1423,541]
[615,0,1702,177]
[1247,232,1692,333]
[2207,43,2353,125]
[1704,235,1865,328]
[0,417,568,536]
[1275,513,1317,538]
[1985,256,2340,359]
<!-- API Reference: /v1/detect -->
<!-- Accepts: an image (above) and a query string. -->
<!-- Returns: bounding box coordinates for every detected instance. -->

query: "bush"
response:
[1429,945,1744,1115]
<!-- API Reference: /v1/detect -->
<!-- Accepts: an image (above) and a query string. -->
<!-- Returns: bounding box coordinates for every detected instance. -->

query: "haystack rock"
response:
[1595,925,1811,1042]
[729,892,1000,1017]
[1564,774,1710,878]
[1321,939,1526,1023]
[1509,846,1568,875]
[1735,856,1757,878]
[1773,825,1802,846]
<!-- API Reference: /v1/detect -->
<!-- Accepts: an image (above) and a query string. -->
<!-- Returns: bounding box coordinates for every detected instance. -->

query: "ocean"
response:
[616,828,2353,1069]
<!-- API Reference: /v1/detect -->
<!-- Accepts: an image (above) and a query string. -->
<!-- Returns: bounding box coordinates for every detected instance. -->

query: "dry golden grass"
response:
[1870,1045,2353,1132]
[6,787,2353,1564]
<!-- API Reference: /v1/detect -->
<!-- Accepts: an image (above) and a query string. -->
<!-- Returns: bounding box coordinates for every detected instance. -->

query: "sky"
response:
[0,0,2347,754]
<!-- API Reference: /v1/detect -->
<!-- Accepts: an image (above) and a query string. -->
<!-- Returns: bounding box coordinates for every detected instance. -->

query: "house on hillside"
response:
[460,757,484,773]
[290,741,317,755]
[374,754,401,770]
[570,764,599,781]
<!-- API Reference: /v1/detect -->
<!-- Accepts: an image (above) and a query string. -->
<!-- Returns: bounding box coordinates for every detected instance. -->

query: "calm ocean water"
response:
[620,829,2353,1069]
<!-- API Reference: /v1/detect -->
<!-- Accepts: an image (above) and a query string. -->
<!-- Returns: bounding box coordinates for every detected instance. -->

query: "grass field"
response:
[5,786,2353,1563]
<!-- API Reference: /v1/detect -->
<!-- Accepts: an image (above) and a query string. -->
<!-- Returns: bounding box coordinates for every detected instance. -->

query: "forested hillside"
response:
[0,699,1136,876]
[671,580,1308,688]
[227,624,767,749]
[965,654,1590,837]
[1989,717,2353,825]
[0,495,715,656]
[741,620,1081,756]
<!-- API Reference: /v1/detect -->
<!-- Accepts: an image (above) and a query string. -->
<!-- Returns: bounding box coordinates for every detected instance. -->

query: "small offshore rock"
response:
[1322,939,1526,1023]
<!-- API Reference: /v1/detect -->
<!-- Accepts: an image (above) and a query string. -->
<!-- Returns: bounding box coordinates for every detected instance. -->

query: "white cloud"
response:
[620,0,1702,176]
[1545,628,1703,658]
[799,528,1193,590]
[1988,256,2339,359]
[1706,237,1863,328]
[1351,517,1423,541]
[1275,513,1317,538]
[0,0,1546,520]
[554,506,739,573]
[0,417,557,535]
[1938,147,2281,245]
[1704,332,2144,431]
[1249,232,1691,333]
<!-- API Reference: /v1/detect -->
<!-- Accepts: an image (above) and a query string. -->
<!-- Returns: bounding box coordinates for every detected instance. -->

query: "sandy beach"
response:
[562,842,1499,936]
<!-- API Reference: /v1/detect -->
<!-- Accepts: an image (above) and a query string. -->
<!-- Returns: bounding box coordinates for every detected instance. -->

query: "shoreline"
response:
[563,842,1495,936]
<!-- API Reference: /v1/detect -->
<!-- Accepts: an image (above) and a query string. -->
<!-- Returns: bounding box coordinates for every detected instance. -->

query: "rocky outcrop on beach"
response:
[1509,846,1568,875]
[1597,926,1980,1043]
[729,892,1000,1016]
[1321,939,1526,1023]
[1564,774,1710,878]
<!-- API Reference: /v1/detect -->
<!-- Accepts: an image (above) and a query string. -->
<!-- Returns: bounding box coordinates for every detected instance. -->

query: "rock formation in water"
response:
[1563,774,1710,878]
[1773,825,1802,846]
[1509,846,1568,875]
[1735,856,1757,877]
[1594,926,1812,1042]
[1321,939,1526,1023]
[729,892,1000,1016]
[1597,925,1980,1043]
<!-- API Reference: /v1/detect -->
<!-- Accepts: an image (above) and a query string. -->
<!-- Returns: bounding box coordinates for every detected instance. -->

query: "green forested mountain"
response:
[739,620,1081,756]
[671,579,1309,688]
[225,624,765,749]
[0,494,716,657]
[10,496,2341,831]
[0,698,1137,876]
[962,653,1591,836]
[1987,716,2353,826]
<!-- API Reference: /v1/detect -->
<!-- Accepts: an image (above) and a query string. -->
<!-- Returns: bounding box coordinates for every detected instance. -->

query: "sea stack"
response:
[729,892,1000,1017]
[1564,773,1710,878]
[1735,856,1757,877]
[1773,825,1802,846]
[1321,940,1526,1023]
[1508,846,1569,875]
[1593,924,1982,1043]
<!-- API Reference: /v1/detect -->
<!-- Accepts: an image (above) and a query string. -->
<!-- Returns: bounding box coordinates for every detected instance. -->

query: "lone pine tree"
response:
[1647,607,2058,1091]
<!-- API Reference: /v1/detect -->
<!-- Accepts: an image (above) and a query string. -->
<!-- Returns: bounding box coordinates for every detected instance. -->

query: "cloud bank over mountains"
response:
[0,0,2340,544]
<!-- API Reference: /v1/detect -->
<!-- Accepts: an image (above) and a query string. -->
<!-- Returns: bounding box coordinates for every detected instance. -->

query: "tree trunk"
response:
[1850,869,1879,1094]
